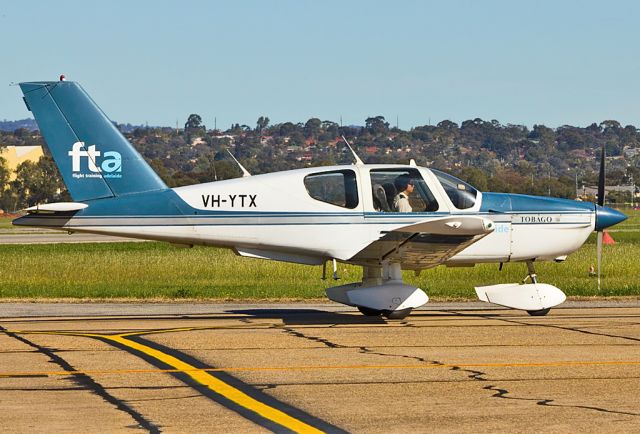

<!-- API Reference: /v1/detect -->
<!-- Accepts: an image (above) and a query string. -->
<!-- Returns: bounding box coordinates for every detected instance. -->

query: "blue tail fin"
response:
[19,81,167,201]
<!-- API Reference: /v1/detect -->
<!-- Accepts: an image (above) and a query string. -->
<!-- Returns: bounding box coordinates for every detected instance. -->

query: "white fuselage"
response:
[57,164,594,267]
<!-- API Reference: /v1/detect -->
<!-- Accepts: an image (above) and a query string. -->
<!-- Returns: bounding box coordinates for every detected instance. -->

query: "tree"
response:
[304,118,321,138]
[365,116,389,135]
[436,120,459,131]
[11,160,39,208]
[0,155,9,191]
[455,167,488,191]
[184,114,206,142]
[600,120,621,132]
[185,114,204,131]
[0,155,10,211]
[256,116,270,133]
[13,128,29,138]
[277,122,298,137]
[9,155,67,208]
[147,159,174,185]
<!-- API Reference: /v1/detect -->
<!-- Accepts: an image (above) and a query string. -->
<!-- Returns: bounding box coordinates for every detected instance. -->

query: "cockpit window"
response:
[304,170,359,208]
[370,168,439,212]
[431,169,478,209]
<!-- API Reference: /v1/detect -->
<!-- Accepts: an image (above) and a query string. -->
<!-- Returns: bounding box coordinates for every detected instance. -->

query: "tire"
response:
[357,306,383,316]
[527,308,551,316]
[382,308,412,320]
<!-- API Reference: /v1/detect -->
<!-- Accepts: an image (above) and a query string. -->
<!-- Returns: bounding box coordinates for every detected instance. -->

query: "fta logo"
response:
[68,141,122,179]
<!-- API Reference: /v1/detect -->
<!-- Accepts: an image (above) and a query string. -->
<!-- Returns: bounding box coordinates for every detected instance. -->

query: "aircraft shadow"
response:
[226,308,388,326]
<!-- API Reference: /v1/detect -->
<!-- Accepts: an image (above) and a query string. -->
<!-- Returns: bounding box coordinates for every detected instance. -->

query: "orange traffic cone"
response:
[602,231,616,245]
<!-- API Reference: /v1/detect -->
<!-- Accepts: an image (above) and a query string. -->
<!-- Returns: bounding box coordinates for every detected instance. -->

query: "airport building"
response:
[0,145,44,182]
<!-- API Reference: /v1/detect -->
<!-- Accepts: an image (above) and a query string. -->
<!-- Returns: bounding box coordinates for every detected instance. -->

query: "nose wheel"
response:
[527,308,551,316]
[476,261,566,314]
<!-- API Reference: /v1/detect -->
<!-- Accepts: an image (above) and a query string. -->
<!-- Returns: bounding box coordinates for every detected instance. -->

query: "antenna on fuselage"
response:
[226,150,251,177]
[341,135,364,166]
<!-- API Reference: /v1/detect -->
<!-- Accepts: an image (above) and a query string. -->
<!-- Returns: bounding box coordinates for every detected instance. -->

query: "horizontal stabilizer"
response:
[24,202,88,213]
[475,283,566,311]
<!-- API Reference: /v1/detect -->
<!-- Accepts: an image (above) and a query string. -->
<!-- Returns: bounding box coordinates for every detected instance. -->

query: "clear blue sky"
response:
[1,0,639,130]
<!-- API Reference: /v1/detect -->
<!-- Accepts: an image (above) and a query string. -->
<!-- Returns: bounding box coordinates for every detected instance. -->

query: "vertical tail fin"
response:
[20,81,167,201]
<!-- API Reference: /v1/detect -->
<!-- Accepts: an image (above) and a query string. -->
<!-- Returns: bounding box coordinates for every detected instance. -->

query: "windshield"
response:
[431,169,478,209]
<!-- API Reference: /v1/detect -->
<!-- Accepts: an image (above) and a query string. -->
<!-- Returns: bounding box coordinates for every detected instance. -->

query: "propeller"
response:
[596,144,605,291]
[593,145,628,290]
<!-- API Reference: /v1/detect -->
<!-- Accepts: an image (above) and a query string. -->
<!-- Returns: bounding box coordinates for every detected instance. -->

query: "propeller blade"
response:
[596,145,606,291]
[598,144,606,207]
[597,230,603,291]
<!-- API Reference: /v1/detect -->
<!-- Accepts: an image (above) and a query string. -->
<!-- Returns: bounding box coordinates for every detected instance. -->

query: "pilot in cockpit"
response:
[393,175,414,212]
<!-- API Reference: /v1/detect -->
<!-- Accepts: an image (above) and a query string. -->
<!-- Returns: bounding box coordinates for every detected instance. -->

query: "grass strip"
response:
[1,210,638,299]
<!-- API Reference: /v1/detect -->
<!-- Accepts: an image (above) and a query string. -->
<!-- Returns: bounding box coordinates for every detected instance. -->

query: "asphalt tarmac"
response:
[1,302,639,433]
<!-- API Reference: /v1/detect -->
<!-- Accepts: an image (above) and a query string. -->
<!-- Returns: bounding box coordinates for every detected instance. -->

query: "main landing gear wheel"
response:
[527,308,551,316]
[382,308,412,320]
[327,263,428,320]
[357,306,383,316]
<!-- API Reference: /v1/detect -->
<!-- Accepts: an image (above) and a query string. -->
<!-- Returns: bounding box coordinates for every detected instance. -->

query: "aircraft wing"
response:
[349,215,495,270]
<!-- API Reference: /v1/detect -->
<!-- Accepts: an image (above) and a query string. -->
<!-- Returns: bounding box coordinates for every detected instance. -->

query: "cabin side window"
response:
[304,170,359,209]
[370,168,439,212]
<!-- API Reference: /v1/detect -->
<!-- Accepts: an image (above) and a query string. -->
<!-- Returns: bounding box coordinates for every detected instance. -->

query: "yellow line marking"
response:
[2,360,640,378]
[101,335,323,434]
[1,328,322,434]
[7,324,639,432]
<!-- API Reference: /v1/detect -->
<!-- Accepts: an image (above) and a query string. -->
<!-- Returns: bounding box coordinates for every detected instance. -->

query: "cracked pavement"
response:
[1,302,639,432]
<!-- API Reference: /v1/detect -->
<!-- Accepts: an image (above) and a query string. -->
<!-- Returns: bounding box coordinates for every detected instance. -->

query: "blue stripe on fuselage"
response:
[14,189,596,229]
[480,192,595,213]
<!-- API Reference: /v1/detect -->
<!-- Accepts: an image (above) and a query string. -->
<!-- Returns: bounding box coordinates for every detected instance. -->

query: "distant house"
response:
[299,153,313,162]
[0,145,44,182]
[457,146,472,155]
[569,149,590,159]
[190,137,206,147]
[326,138,341,148]
[623,147,640,159]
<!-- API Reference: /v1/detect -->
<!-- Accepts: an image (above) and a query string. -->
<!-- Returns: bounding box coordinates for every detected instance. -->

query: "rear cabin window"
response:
[304,170,359,209]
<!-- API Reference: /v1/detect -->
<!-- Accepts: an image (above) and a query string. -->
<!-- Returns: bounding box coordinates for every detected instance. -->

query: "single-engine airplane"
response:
[15,79,627,319]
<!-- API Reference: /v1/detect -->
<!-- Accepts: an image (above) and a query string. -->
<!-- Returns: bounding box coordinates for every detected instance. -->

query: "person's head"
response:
[394,174,414,193]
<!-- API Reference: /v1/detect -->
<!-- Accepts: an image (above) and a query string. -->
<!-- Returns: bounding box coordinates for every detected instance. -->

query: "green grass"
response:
[0,242,356,299]
[0,215,16,230]
[0,210,638,300]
